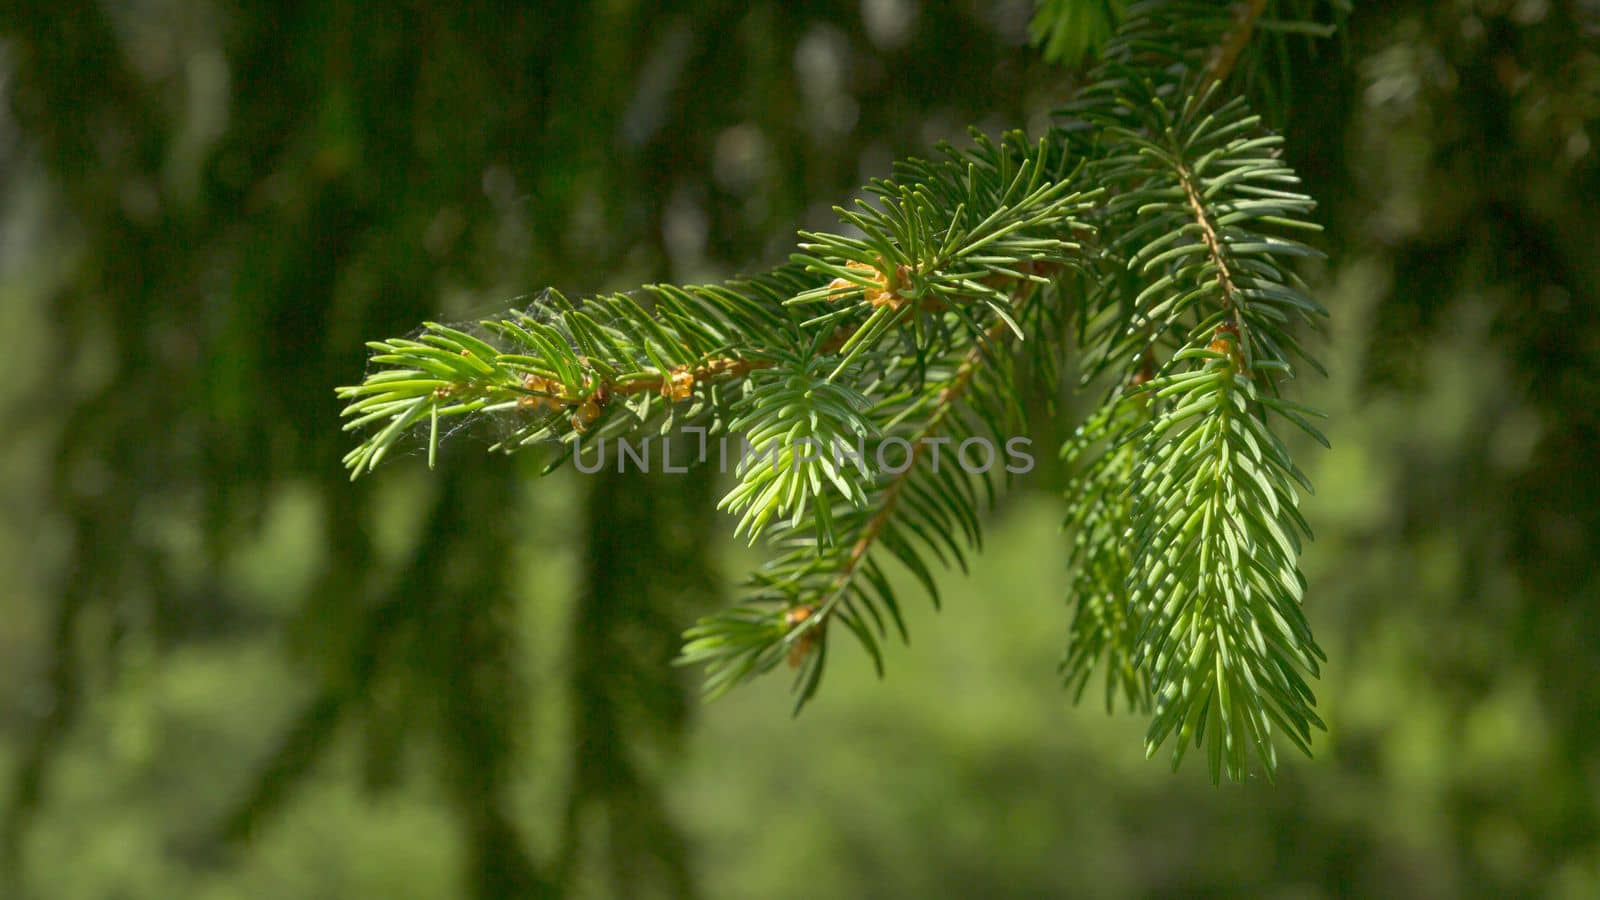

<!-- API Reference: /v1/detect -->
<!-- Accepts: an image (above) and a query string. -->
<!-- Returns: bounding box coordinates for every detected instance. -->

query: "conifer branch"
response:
[790,292,1036,658]
[335,0,1342,781]
[1058,80,1328,781]
[679,273,1060,709]
[1047,1,1340,781]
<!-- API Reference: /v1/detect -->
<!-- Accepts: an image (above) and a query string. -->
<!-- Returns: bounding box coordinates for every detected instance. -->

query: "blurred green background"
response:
[1,1,1598,897]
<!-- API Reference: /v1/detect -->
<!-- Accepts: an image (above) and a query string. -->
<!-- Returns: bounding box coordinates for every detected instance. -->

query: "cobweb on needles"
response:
[357,287,576,468]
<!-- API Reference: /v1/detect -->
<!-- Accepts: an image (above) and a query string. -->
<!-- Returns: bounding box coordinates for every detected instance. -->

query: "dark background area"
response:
[0,1,1597,897]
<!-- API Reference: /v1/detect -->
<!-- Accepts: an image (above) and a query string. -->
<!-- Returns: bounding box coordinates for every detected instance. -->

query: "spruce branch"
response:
[336,0,1342,782]
[787,131,1093,374]
[336,265,819,477]
[1046,1,1336,782]
[1123,89,1329,782]
[679,274,1059,710]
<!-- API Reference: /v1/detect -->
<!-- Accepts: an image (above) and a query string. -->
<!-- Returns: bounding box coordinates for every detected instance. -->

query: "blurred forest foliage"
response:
[0,1,1597,897]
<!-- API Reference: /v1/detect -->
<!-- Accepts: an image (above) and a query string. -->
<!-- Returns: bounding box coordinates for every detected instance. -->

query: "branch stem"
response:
[788,280,1044,650]
[1203,0,1271,90]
